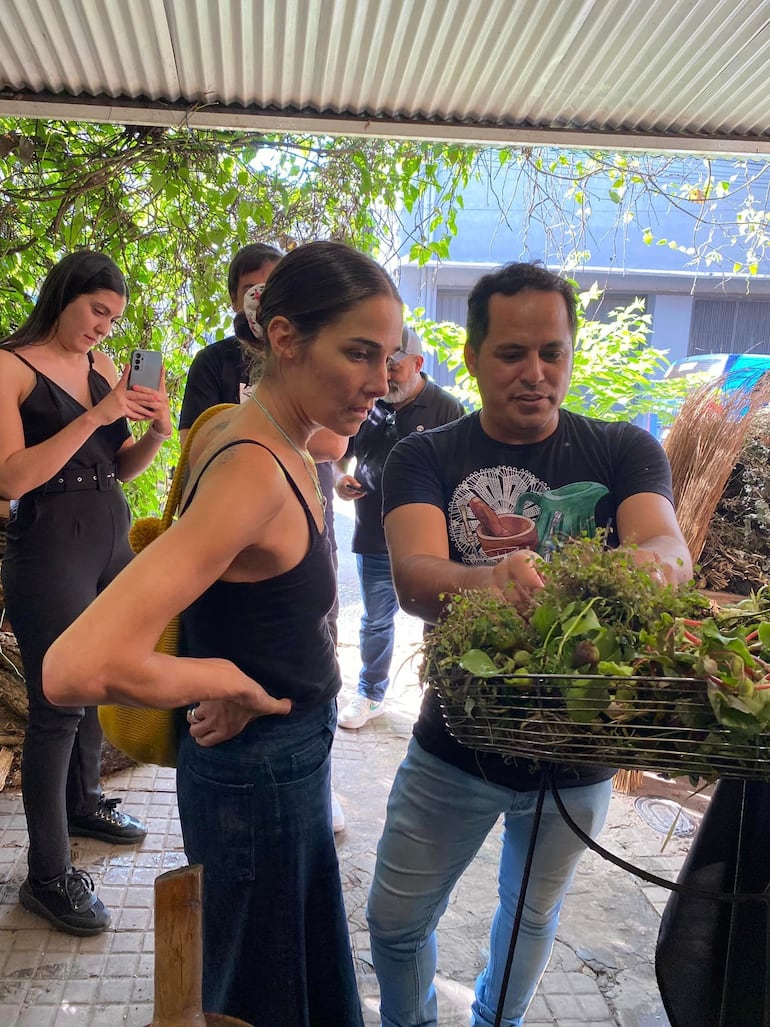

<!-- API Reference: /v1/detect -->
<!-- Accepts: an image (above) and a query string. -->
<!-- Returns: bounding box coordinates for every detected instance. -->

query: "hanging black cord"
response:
[550,776,770,904]
[491,775,770,1027]
[493,774,548,1027]
[718,779,748,1027]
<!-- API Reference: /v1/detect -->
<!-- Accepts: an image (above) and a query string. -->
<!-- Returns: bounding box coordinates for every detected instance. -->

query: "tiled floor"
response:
[0,692,696,1026]
[0,767,183,1026]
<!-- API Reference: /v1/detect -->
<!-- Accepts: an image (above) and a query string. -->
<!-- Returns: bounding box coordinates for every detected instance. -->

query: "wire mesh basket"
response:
[430,667,770,782]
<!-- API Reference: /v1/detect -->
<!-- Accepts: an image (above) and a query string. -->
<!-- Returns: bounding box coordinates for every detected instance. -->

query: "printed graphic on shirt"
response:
[449,465,609,564]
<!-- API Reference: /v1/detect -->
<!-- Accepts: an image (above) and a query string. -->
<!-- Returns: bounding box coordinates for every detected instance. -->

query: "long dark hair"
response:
[233,241,400,375]
[1,250,129,348]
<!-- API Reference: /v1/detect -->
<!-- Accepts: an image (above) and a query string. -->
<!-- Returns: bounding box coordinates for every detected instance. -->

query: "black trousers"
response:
[2,489,133,881]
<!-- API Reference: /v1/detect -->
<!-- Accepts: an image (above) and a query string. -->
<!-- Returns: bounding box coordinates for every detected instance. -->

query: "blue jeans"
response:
[357,553,400,703]
[367,738,613,1027]
[177,701,363,1027]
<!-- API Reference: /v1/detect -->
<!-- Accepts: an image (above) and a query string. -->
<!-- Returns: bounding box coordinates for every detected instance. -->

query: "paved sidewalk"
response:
[0,499,707,1024]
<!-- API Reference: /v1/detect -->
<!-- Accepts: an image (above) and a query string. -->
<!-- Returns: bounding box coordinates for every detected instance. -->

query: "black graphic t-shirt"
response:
[348,376,464,555]
[382,409,674,790]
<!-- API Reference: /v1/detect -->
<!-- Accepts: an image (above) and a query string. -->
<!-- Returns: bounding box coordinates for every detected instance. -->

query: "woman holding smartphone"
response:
[0,250,171,935]
[43,241,403,1025]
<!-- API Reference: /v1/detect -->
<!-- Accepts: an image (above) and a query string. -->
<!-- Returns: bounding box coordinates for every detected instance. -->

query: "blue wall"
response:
[402,153,770,276]
[398,152,770,388]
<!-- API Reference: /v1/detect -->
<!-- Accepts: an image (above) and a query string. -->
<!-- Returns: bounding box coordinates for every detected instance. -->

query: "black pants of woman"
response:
[2,489,133,881]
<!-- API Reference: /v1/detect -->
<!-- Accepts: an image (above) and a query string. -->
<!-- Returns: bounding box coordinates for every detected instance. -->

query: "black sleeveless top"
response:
[12,350,130,481]
[179,440,340,710]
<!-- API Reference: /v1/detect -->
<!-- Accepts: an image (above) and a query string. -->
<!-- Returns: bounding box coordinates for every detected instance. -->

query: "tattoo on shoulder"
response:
[215,448,238,466]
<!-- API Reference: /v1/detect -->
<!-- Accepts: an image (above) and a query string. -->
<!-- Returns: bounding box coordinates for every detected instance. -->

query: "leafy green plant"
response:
[424,536,770,780]
[0,120,477,517]
[2,117,761,516]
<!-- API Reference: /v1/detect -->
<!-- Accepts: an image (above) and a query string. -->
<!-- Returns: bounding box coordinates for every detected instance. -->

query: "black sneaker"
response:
[20,868,111,936]
[68,796,148,845]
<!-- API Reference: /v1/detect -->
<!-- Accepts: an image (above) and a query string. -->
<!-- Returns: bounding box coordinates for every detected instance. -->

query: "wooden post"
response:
[150,864,207,1027]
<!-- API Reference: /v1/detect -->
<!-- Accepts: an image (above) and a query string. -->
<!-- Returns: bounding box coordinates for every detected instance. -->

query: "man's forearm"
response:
[393,554,498,624]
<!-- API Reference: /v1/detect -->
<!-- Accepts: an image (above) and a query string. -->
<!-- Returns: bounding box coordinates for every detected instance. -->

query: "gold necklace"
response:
[249,392,326,511]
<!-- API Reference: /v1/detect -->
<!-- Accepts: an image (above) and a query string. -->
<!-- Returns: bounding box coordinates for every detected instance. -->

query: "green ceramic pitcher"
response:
[514,481,609,553]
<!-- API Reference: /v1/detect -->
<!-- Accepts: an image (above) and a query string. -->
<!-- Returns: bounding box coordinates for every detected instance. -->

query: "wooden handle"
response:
[150,864,207,1027]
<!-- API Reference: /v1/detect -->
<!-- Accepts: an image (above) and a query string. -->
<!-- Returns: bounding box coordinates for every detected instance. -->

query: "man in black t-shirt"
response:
[179,243,282,445]
[367,263,693,1027]
[334,326,464,730]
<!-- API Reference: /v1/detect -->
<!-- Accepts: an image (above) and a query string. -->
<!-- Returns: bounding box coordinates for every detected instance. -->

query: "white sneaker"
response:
[331,790,345,834]
[338,694,385,730]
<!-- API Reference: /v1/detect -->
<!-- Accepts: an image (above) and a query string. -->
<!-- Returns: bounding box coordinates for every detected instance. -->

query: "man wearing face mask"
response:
[334,327,464,729]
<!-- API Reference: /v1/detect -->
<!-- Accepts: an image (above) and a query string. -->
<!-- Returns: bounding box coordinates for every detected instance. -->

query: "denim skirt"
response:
[176,699,363,1027]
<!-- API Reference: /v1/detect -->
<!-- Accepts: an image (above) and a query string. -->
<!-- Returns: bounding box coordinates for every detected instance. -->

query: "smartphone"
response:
[128,349,163,391]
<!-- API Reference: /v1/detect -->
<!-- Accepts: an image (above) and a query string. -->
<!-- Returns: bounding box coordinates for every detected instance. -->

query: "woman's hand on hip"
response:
[186,699,254,745]
[187,688,292,746]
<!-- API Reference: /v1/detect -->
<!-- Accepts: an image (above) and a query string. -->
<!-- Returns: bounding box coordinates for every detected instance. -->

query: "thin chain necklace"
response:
[249,392,326,511]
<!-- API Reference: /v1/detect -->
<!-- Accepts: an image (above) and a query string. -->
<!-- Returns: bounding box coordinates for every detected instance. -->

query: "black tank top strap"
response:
[9,350,36,371]
[181,438,320,536]
[10,348,96,376]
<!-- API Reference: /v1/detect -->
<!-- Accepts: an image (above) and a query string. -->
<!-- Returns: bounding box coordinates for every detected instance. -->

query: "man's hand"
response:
[335,473,367,501]
[617,545,672,585]
[616,494,693,586]
[490,549,546,614]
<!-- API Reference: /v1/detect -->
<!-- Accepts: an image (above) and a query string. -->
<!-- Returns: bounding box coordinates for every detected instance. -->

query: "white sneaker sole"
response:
[338,706,385,730]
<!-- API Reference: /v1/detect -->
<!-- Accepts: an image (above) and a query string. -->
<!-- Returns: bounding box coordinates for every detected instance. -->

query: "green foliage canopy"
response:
[2,118,751,514]
[0,118,476,513]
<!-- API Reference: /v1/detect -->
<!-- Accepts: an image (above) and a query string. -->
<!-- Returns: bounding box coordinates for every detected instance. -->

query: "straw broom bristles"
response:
[663,373,770,564]
[612,768,645,794]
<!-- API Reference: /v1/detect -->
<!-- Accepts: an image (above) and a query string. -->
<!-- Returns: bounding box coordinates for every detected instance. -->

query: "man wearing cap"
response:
[335,326,465,729]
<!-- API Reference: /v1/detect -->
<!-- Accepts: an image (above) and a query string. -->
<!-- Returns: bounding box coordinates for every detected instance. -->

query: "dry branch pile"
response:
[0,610,26,787]
[0,524,26,787]
[697,407,770,593]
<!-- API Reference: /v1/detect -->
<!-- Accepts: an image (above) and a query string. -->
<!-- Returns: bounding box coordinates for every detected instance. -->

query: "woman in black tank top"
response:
[0,251,172,937]
[45,242,404,1027]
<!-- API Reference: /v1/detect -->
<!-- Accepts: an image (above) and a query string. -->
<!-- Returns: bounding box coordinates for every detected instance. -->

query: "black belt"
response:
[39,463,118,495]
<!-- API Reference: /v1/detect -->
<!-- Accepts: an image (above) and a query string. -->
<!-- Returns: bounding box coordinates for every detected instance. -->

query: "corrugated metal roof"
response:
[1,0,769,153]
